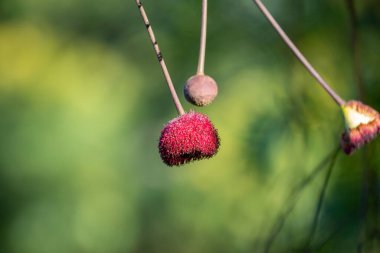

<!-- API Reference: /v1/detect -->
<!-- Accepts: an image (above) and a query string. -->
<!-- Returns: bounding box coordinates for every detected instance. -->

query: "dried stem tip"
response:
[341,100,380,155]
[184,74,218,106]
[159,112,220,166]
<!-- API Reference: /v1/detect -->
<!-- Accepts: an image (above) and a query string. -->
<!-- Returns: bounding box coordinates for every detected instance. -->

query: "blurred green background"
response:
[0,0,379,252]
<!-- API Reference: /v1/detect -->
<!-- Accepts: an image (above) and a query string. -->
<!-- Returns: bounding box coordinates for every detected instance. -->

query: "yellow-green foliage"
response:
[0,1,379,252]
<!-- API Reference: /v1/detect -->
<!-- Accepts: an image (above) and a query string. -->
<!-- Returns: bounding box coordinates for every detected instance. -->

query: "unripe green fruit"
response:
[184,74,218,106]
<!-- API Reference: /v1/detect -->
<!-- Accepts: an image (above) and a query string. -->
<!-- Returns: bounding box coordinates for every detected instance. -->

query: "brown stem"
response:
[197,0,208,75]
[136,0,185,115]
[253,0,346,106]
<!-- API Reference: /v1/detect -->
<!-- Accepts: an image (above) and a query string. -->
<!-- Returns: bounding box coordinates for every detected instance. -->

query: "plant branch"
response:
[253,0,346,106]
[357,148,370,253]
[304,147,340,250]
[197,0,208,75]
[136,0,185,115]
[263,146,341,253]
[346,0,365,100]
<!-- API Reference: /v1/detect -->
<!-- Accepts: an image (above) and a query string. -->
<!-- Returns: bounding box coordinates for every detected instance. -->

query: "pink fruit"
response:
[159,112,220,166]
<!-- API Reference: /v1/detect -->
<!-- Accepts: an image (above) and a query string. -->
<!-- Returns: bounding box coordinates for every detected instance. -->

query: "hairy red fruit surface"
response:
[341,100,380,155]
[158,112,220,166]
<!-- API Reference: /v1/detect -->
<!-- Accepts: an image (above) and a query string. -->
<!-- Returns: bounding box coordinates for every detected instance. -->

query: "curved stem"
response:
[263,145,340,253]
[136,0,185,115]
[304,147,340,250]
[253,0,346,106]
[196,0,208,75]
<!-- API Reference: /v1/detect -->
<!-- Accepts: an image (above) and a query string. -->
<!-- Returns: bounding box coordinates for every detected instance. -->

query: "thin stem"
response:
[263,145,340,253]
[136,0,185,115]
[304,147,340,250]
[357,148,369,253]
[346,0,365,100]
[196,0,207,75]
[253,0,346,106]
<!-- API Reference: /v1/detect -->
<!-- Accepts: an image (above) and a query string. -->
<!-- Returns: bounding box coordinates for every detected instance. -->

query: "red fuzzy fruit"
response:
[341,100,380,155]
[158,112,220,166]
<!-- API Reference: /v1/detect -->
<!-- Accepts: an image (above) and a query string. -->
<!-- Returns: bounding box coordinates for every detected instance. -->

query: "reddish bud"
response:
[341,100,380,155]
[184,74,218,106]
[158,112,220,166]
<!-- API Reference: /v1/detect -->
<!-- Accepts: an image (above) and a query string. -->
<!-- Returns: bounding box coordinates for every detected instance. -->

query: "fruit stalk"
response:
[136,0,185,115]
[197,0,208,75]
[253,0,346,106]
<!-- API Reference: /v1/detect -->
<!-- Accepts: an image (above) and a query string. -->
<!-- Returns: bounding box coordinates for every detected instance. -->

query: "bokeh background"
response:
[0,0,379,252]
